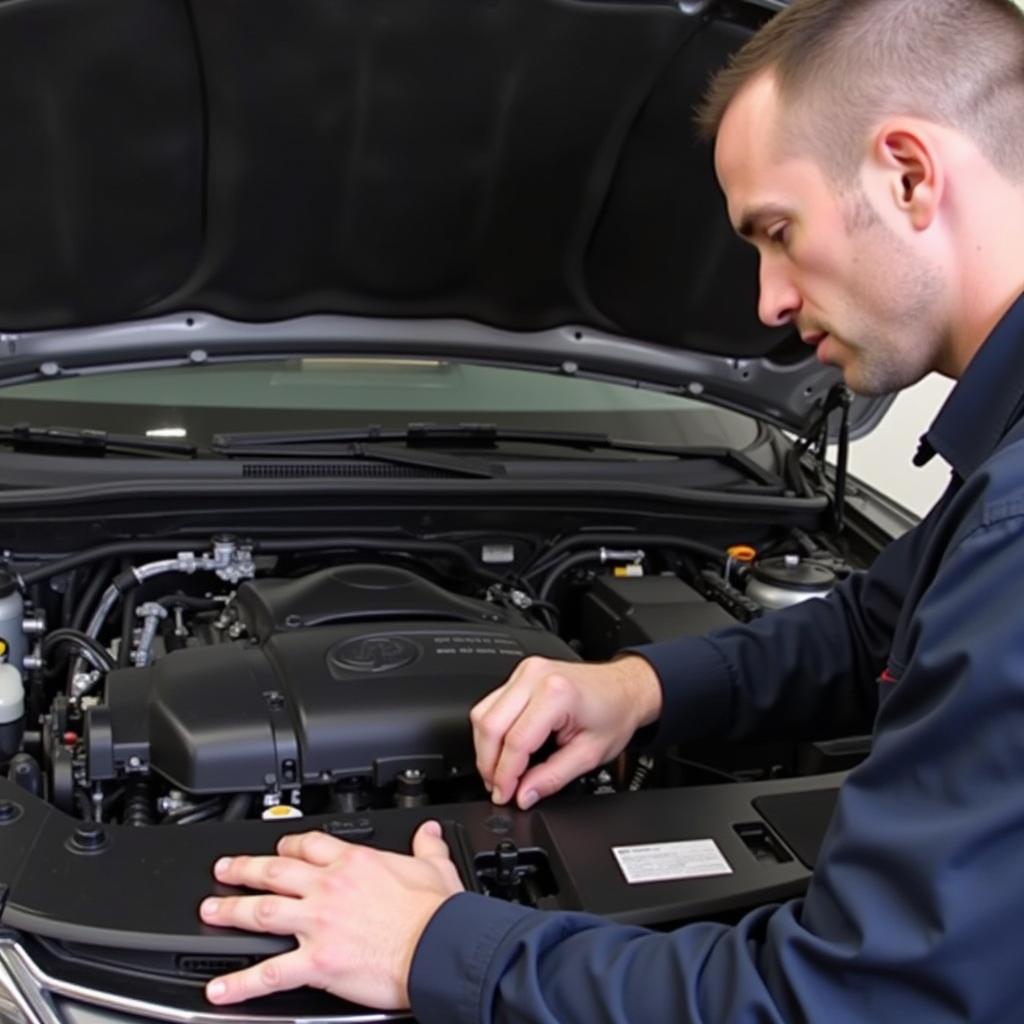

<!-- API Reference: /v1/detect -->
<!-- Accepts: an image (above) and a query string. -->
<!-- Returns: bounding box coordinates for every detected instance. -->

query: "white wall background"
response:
[841,375,955,517]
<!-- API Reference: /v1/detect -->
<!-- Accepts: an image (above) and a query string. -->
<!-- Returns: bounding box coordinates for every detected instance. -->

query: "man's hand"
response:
[199,821,463,1010]
[471,654,663,810]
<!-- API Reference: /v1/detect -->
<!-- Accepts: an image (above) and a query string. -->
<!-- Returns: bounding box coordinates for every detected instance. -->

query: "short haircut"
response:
[695,0,1024,183]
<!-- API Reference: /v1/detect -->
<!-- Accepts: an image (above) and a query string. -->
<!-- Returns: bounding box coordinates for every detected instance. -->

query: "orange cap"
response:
[727,545,757,563]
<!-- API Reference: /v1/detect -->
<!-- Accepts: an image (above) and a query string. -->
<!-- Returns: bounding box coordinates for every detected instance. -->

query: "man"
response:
[197,0,1024,1019]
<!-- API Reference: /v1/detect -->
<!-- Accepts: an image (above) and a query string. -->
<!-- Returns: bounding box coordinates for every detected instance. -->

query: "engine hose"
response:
[537,547,646,605]
[21,541,200,588]
[123,782,156,827]
[157,593,222,611]
[60,568,79,629]
[119,586,137,669]
[172,799,226,825]
[538,550,608,605]
[525,533,727,582]
[20,535,503,587]
[222,793,253,821]
[69,559,115,633]
[40,629,116,673]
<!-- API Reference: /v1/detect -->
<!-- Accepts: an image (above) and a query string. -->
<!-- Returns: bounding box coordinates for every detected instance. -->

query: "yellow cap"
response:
[261,804,303,821]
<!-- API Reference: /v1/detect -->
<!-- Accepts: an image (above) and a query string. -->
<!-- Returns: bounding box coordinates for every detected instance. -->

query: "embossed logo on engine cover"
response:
[329,635,422,674]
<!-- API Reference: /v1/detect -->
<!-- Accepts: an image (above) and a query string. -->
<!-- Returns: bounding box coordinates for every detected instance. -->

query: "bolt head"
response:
[71,823,108,851]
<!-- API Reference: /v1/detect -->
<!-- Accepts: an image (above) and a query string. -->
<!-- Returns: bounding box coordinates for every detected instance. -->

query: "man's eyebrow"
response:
[736,204,793,239]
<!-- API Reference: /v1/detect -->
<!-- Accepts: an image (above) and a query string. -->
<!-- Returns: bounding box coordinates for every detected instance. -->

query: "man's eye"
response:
[767,225,790,247]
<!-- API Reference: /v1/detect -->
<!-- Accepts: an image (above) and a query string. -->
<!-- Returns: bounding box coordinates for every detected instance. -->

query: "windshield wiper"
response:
[0,424,199,458]
[212,424,497,479]
[214,423,780,487]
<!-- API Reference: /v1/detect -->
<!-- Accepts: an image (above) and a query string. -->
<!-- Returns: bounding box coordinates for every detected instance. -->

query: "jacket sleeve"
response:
[630,505,940,746]
[409,502,1024,1024]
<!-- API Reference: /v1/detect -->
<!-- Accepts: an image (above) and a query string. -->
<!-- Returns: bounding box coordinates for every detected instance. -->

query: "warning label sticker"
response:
[612,839,733,884]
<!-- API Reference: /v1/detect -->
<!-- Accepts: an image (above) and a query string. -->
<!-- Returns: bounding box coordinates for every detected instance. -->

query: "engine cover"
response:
[85,620,577,793]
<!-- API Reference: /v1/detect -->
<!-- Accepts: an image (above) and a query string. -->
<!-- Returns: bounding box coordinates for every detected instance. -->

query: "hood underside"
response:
[0,0,889,434]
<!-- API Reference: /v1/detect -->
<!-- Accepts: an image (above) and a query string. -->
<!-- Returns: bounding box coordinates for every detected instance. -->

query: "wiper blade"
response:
[214,423,780,487]
[216,422,645,451]
[0,423,198,457]
[213,423,510,448]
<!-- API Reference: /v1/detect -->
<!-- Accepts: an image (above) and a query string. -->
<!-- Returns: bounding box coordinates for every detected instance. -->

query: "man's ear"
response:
[871,125,942,231]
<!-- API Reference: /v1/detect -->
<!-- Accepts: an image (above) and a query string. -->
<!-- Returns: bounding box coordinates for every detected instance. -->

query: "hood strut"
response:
[792,384,852,531]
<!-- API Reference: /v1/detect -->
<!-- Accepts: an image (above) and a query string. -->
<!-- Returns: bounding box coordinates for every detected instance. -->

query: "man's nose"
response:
[757,259,801,328]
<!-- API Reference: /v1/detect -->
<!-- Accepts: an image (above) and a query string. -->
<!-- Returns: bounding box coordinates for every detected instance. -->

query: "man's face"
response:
[713,75,948,396]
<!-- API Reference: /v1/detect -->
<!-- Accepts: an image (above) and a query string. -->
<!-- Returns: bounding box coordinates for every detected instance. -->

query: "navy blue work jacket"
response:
[409,290,1024,1024]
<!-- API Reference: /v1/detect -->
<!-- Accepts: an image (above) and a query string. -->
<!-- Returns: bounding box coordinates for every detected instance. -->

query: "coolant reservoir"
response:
[0,571,25,670]
[0,662,25,762]
[745,554,837,610]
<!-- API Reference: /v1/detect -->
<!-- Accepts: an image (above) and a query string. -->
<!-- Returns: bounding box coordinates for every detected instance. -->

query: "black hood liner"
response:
[0,0,787,359]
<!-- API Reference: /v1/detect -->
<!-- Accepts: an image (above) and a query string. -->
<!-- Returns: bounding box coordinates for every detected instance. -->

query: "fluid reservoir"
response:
[0,662,25,763]
[0,571,26,670]
[745,554,837,610]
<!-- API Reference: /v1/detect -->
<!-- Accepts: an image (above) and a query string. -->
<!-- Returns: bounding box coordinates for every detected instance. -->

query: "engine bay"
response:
[0,527,857,833]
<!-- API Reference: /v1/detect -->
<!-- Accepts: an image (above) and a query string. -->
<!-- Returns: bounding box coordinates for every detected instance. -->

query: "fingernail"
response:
[201,898,220,916]
[491,787,502,805]
[207,981,226,1002]
[520,790,539,810]
[214,857,232,876]
[483,781,493,793]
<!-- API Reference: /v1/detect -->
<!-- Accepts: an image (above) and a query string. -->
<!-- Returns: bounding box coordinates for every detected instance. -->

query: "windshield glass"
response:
[0,358,760,450]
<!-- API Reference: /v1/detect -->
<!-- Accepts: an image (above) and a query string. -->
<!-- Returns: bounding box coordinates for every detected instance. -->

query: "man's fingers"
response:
[471,676,534,793]
[276,830,347,866]
[206,949,312,1005]
[200,893,306,936]
[469,687,502,791]
[411,820,451,862]
[514,736,603,809]
[490,674,573,805]
[212,854,320,897]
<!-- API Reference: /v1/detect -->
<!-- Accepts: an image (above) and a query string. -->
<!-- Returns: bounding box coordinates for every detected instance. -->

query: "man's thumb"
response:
[411,819,451,861]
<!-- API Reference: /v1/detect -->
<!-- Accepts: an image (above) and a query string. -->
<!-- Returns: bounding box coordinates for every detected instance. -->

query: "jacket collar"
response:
[915,290,1024,478]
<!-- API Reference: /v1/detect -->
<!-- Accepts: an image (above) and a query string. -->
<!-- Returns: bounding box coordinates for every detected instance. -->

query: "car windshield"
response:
[0,358,760,452]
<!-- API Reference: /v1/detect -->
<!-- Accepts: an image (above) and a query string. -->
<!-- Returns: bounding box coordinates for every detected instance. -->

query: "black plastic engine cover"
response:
[86,620,576,794]
[234,564,517,640]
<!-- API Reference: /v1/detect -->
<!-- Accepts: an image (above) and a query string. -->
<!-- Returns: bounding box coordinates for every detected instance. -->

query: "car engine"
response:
[86,563,576,807]
[0,530,852,827]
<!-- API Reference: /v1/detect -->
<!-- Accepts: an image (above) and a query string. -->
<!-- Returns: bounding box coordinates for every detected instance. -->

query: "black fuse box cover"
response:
[581,575,737,659]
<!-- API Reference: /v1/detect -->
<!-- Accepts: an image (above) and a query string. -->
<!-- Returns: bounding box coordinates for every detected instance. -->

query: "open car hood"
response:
[0,0,890,436]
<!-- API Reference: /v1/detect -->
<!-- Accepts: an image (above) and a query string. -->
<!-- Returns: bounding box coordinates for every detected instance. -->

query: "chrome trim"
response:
[0,950,60,1024]
[0,942,407,1024]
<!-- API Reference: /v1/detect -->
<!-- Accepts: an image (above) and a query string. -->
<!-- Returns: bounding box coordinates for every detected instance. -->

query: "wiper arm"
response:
[0,423,198,458]
[215,423,780,487]
[213,423,507,448]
